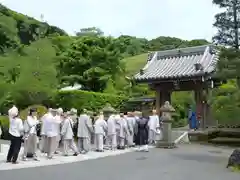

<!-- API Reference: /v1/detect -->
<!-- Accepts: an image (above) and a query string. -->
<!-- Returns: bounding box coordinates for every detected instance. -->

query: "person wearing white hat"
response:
[115,113,128,150]
[94,112,107,152]
[40,108,52,153]
[61,111,79,156]
[0,121,2,153]
[125,112,136,147]
[6,106,24,164]
[45,108,58,159]
[53,108,64,153]
[8,105,18,118]
[22,108,40,161]
[106,111,118,150]
[148,109,160,145]
[70,108,78,123]
[0,122,2,138]
[77,109,93,154]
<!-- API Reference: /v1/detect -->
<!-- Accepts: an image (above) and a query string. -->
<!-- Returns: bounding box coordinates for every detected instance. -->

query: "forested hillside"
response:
[0,3,239,127]
[0,4,66,52]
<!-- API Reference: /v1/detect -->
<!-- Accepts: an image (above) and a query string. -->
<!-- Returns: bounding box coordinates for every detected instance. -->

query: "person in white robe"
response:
[70,108,78,123]
[53,108,63,153]
[77,109,93,154]
[8,105,18,118]
[0,121,2,137]
[45,109,59,159]
[94,112,107,152]
[122,114,130,147]
[6,106,24,164]
[0,122,2,153]
[40,108,52,153]
[107,113,117,150]
[23,108,39,161]
[116,113,128,149]
[61,112,79,156]
[0,123,2,136]
[69,108,78,137]
[126,112,136,147]
[148,109,160,144]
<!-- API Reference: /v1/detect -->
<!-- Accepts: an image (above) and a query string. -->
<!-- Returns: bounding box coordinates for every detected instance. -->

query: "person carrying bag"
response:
[22,108,39,161]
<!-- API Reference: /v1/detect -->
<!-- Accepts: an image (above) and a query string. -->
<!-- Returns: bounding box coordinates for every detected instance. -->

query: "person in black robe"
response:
[134,112,149,152]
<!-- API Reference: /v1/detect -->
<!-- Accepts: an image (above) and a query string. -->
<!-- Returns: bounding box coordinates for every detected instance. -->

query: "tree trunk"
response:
[233,1,239,49]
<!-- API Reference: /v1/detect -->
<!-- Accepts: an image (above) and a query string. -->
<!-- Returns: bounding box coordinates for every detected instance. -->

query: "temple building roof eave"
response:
[133,45,219,83]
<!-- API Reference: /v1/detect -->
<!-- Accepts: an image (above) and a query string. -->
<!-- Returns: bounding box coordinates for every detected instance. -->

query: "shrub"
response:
[0,115,9,127]
[11,85,54,110]
[0,115,10,140]
[0,92,15,114]
[53,90,128,113]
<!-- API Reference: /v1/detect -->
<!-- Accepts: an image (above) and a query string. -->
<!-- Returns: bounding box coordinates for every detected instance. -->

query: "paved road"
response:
[0,144,239,180]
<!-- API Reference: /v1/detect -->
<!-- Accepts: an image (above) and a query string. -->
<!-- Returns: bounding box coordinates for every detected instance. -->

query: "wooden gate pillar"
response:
[160,90,172,116]
[194,89,204,129]
[155,89,171,116]
[160,91,171,106]
[204,88,216,128]
[155,90,161,115]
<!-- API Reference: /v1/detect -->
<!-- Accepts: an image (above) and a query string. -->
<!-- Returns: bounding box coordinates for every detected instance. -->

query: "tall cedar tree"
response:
[213,0,240,85]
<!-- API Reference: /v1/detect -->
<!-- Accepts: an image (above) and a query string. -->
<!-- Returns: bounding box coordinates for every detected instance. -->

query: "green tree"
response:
[211,81,240,125]
[76,27,103,37]
[0,12,19,53]
[213,0,240,86]
[6,66,20,84]
[57,36,123,92]
[50,35,72,56]
[114,35,147,57]
[213,0,240,49]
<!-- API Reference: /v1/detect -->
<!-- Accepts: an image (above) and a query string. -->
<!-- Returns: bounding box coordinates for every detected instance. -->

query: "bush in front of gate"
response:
[0,115,10,140]
[52,90,128,113]
[0,91,127,140]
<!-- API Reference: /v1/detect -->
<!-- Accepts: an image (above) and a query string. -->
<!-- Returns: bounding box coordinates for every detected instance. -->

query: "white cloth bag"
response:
[155,129,163,141]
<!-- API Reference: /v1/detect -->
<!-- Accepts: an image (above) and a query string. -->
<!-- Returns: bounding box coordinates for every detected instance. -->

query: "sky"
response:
[0,0,220,41]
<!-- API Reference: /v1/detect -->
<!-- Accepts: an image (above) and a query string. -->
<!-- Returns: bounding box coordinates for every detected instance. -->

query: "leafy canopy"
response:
[57,35,124,92]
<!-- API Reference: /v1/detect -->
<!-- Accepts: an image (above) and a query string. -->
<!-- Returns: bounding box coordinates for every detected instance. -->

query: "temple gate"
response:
[134,45,221,129]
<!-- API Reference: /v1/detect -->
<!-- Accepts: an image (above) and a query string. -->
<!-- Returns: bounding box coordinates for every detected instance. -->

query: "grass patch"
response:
[123,53,148,76]
[0,38,58,90]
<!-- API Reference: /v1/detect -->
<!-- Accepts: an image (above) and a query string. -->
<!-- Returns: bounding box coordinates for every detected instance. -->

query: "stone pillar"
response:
[156,101,176,149]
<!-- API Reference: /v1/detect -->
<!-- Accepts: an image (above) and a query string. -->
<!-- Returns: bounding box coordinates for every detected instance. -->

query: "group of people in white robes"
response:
[93,110,161,152]
[5,105,161,164]
[40,108,79,158]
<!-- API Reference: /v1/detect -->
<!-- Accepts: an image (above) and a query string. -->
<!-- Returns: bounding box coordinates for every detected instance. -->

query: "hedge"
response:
[53,90,128,113]
[0,115,10,140]
[0,90,128,139]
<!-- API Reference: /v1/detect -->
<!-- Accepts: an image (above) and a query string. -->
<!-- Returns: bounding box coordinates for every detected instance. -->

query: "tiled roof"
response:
[134,45,218,82]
